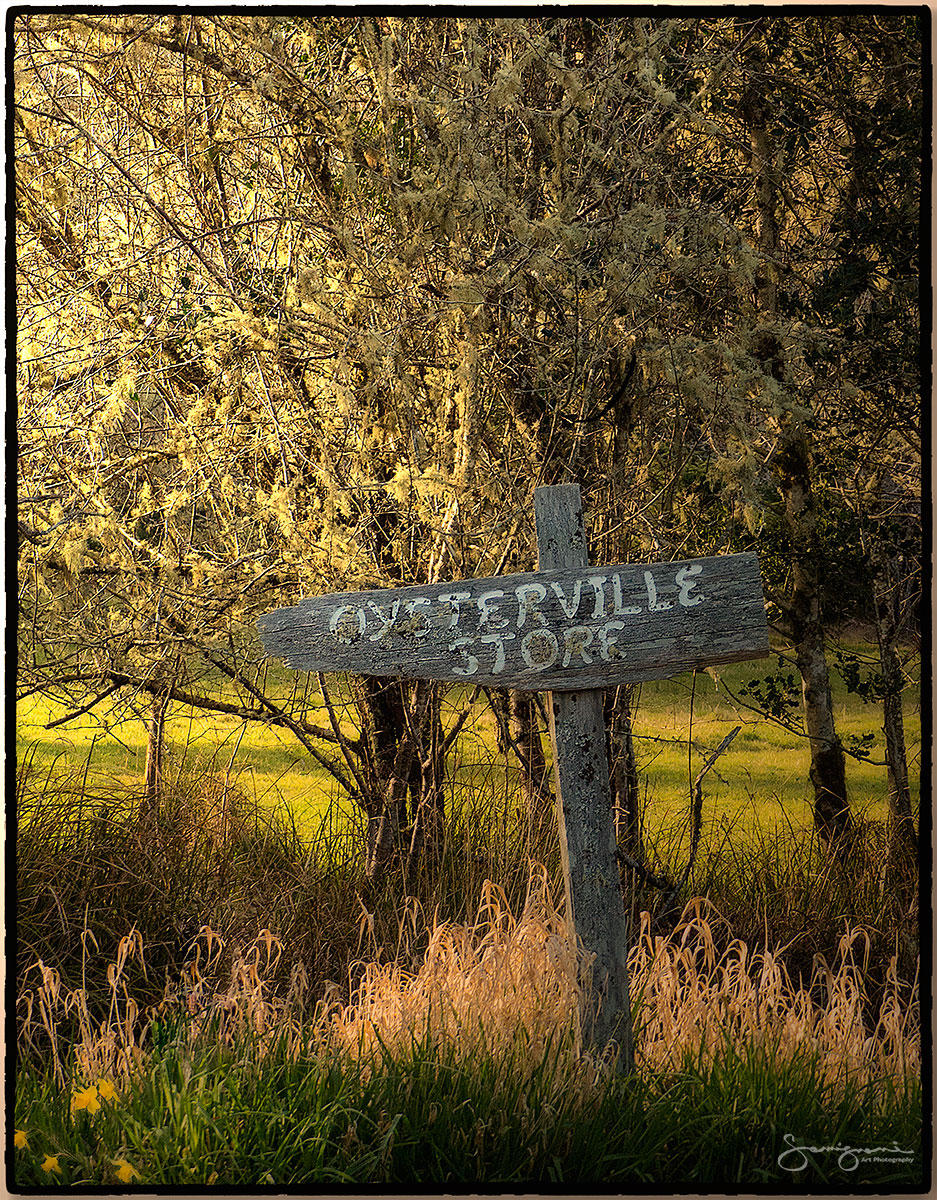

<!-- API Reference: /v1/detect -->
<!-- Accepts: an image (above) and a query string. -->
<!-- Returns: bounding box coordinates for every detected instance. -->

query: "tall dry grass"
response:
[326,868,584,1071]
[18,866,919,1107]
[630,898,918,1093]
[15,749,549,1039]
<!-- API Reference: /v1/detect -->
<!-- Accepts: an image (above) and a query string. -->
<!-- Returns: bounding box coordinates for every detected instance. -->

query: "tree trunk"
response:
[355,677,409,881]
[365,773,411,880]
[355,676,444,881]
[798,621,853,849]
[871,552,917,871]
[510,691,552,849]
[405,681,447,872]
[605,686,643,863]
[744,72,854,858]
[142,688,169,823]
[775,431,856,858]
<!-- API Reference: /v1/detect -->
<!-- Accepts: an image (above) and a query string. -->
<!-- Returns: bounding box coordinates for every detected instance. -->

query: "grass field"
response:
[12,870,923,1189]
[16,642,922,845]
[14,644,923,1190]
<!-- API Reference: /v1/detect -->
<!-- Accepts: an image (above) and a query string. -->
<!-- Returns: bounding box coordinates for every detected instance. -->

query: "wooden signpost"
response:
[258,484,770,1068]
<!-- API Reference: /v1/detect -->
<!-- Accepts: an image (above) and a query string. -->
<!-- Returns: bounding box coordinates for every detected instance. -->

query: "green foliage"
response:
[14,14,922,846]
[13,1028,922,1187]
[736,660,801,722]
[834,648,887,704]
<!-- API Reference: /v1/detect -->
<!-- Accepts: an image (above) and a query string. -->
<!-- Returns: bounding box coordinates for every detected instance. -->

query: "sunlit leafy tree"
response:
[16,14,921,872]
[614,15,923,858]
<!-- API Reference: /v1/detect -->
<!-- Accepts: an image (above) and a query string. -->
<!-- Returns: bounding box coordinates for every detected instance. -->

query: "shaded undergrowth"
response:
[13,866,922,1188]
[16,752,919,1056]
[14,753,924,1188]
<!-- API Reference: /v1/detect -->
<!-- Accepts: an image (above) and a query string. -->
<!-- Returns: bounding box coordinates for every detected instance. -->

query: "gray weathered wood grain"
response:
[257,552,768,691]
[535,484,633,1064]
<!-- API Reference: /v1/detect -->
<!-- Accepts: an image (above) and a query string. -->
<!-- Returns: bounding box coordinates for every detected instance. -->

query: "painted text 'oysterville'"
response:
[257,552,768,690]
[327,566,706,677]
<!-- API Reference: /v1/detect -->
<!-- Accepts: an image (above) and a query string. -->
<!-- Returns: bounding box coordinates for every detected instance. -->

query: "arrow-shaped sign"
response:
[257,552,768,691]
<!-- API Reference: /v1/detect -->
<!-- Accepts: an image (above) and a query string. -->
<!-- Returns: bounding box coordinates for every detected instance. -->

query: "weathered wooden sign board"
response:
[258,484,770,1069]
[258,554,767,691]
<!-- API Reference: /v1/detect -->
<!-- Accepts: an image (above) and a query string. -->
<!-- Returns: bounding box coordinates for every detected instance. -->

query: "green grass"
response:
[12,1029,923,1188]
[16,672,355,839]
[13,643,923,1191]
[15,753,922,1191]
[16,643,922,847]
[630,645,921,841]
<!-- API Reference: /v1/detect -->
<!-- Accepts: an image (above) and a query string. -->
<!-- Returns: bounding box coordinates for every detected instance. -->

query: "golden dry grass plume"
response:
[19,866,918,1100]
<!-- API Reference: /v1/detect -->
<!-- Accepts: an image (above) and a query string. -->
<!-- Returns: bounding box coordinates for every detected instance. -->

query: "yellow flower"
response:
[14,1130,28,1149]
[95,1078,118,1102]
[41,1155,62,1175]
[71,1085,100,1115]
[113,1158,141,1183]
